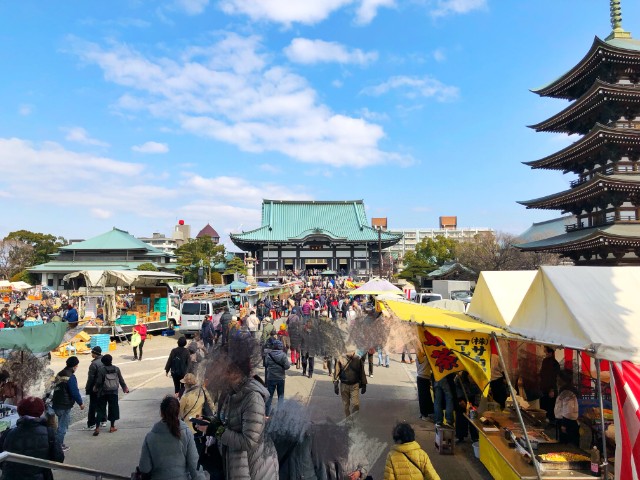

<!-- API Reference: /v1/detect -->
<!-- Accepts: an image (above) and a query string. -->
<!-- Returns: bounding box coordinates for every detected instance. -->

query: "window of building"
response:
[58,279,64,286]
[263,260,278,271]
[355,260,368,269]
[47,279,54,287]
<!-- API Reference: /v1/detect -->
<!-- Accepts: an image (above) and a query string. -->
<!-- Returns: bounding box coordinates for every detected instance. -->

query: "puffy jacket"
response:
[94,365,127,396]
[138,420,203,480]
[85,356,103,395]
[219,378,278,480]
[179,385,208,432]
[334,354,367,387]
[0,416,64,480]
[51,368,83,410]
[287,316,302,349]
[265,350,290,382]
[383,441,440,480]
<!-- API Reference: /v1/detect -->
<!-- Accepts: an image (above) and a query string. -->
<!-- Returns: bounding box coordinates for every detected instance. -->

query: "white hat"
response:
[231,315,238,321]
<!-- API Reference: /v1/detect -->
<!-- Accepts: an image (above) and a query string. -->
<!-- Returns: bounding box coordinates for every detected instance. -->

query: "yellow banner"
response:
[417,326,491,392]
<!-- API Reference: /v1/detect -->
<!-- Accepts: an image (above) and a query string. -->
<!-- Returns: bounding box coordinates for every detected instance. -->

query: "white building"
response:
[138,233,179,257]
[386,227,494,258]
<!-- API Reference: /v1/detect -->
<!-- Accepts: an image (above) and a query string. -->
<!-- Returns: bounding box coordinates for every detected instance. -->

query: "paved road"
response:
[50,335,491,480]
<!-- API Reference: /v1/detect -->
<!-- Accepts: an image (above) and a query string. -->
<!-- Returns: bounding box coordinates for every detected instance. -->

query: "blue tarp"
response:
[257,281,270,287]
[228,280,248,290]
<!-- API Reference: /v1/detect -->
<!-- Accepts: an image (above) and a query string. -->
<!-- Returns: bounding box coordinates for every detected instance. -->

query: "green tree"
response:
[136,262,159,271]
[175,237,226,283]
[397,235,457,288]
[224,256,247,276]
[4,230,66,267]
[9,269,35,284]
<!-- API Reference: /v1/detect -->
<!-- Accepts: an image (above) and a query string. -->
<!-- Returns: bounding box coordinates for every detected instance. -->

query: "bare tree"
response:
[0,239,34,279]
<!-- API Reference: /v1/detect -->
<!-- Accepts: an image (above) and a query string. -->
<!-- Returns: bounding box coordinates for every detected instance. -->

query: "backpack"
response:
[103,369,119,392]
[171,351,187,377]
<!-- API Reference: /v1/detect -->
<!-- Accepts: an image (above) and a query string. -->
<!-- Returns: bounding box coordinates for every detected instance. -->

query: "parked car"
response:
[42,285,58,297]
[180,298,236,335]
[414,293,443,305]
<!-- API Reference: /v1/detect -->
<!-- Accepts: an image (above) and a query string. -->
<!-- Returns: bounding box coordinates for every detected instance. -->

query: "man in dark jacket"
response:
[85,346,103,430]
[219,307,232,346]
[51,356,84,451]
[201,318,215,351]
[265,340,291,416]
[333,349,367,418]
[0,396,64,479]
[93,354,129,436]
[165,336,191,396]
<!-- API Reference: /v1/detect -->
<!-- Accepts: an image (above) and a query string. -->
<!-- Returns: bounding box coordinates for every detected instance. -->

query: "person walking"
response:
[401,345,413,364]
[378,345,390,368]
[245,311,260,340]
[137,395,203,480]
[264,339,290,416]
[201,317,215,352]
[0,397,65,480]
[416,350,434,421]
[287,313,302,369]
[133,323,147,361]
[300,320,317,378]
[51,356,84,451]
[219,307,232,345]
[92,354,129,436]
[85,346,103,431]
[165,336,191,397]
[383,422,440,480]
[334,348,367,418]
[365,347,375,378]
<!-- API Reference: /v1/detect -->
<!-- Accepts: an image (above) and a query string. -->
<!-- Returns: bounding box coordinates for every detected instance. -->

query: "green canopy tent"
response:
[0,323,67,353]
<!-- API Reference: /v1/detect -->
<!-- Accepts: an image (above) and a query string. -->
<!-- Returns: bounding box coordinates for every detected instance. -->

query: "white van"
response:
[414,293,443,305]
[180,298,236,335]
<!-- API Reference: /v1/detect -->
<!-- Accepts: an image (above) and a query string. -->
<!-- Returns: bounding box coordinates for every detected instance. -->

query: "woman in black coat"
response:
[0,396,64,480]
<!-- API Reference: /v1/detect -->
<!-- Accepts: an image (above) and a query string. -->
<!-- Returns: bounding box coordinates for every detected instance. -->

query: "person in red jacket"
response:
[133,323,147,361]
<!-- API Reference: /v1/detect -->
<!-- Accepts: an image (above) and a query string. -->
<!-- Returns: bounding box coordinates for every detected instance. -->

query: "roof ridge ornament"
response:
[606,0,632,40]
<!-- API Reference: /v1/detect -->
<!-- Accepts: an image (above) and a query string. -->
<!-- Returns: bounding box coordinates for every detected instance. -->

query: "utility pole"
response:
[377,227,383,278]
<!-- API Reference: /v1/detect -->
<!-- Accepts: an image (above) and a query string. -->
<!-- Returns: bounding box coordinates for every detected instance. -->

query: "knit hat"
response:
[66,356,80,368]
[101,354,113,366]
[280,324,286,331]
[272,340,284,350]
[180,373,197,385]
[91,346,102,355]
[17,397,44,418]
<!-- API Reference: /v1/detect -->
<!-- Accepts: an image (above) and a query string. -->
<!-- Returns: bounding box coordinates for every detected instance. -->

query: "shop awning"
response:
[0,323,67,353]
[64,270,180,288]
[508,266,640,363]
[467,271,537,327]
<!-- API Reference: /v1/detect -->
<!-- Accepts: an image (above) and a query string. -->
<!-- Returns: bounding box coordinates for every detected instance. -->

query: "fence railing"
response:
[0,451,130,480]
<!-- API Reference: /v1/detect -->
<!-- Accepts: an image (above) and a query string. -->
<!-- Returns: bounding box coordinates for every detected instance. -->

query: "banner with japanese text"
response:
[417,326,491,392]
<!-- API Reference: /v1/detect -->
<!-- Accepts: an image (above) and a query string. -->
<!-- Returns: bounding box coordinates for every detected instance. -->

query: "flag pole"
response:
[595,359,608,478]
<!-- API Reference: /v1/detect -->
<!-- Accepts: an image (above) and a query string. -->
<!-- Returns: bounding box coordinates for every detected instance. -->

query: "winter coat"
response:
[220,312,233,333]
[261,322,275,344]
[383,441,440,480]
[334,354,367,387]
[85,355,103,395]
[51,367,83,410]
[94,365,127,396]
[287,316,302,349]
[0,417,64,480]
[165,346,191,377]
[138,420,203,480]
[218,378,279,480]
[265,350,291,382]
[245,314,260,332]
[179,385,210,432]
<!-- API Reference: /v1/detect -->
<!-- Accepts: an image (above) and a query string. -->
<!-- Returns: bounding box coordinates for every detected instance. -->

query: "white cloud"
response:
[219,0,352,26]
[284,38,377,66]
[259,163,281,173]
[358,108,389,122]
[433,48,446,62]
[132,141,169,154]
[63,127,110,147]
[332,79,343,88]
[91,208,113,219]
[550,133,581,144]
[361,75,459,101]
[18,104,33,116]
[355,0,395,24]
[431,0,486,17]
[70,33,408,168]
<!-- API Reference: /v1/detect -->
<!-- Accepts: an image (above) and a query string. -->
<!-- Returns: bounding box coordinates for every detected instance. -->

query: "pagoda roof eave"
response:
[518,173,640,210]
[515,224,640,252]
[525,124,640,170]
[533,36,640,99]
[529,80,640,134]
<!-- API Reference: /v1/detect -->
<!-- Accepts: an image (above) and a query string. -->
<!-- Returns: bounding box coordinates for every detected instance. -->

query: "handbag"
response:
[130,467,151,480]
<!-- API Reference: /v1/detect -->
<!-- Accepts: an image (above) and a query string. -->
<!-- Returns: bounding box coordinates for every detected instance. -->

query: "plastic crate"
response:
[116,317,137,326]
[161,329,175,336]
[89,334,111,348]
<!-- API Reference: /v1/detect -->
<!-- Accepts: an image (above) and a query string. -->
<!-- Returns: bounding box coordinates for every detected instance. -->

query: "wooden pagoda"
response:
[517,1,640,265]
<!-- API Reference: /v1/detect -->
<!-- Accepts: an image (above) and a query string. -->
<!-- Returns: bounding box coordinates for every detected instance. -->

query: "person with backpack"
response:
[333,348,367,418]
[264,340,290,416]
[51,356,84,451]
[165,336,191,397]
[92,354,129,436]
[201,317,215,351]
[0,396,65,480]
[383,422,440,480]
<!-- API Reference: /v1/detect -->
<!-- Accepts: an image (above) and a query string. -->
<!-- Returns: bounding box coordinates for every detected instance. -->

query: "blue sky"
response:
[2,0,639,250]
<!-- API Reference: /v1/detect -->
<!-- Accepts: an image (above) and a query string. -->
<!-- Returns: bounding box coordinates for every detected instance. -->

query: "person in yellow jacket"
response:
[383,422,440,480]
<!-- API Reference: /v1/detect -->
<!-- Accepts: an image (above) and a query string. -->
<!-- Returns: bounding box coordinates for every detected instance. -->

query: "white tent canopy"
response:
[10,281,32,291]
[467,271,537,327]
[64,270,180,288]
[508,266,640,363]
[349,278,403,296]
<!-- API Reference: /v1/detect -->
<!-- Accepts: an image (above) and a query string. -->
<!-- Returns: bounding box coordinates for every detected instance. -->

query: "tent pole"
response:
[595,360,608,479]
[491,332,542,480]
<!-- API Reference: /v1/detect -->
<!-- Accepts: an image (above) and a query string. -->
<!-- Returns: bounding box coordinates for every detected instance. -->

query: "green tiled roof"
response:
[230,200,402,246]
[28,261,169,273]
[60,228,165,254]
[427,262,475,278]
[515,224,640,250]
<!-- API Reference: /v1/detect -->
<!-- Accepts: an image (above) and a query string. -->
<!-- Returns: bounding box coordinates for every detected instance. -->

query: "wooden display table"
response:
[468,413,593,480]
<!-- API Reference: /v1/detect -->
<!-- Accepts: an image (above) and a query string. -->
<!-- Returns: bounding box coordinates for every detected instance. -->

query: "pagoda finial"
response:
[606,0,632,40]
